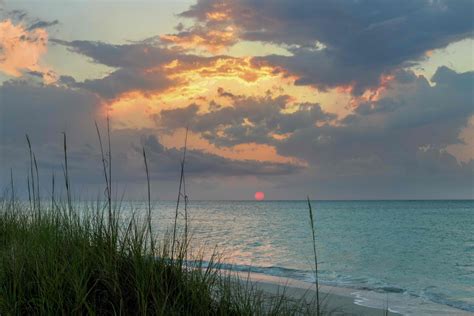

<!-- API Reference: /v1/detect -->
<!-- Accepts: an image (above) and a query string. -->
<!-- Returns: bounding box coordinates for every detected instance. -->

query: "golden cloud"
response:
[348,74,396,108]
[160,25,239,53]
[0,19,55,83]
[159,128,304,165]
[162,2,239,53]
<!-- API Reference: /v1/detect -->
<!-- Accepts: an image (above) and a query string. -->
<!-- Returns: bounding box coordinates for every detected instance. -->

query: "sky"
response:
[0,0,473,200]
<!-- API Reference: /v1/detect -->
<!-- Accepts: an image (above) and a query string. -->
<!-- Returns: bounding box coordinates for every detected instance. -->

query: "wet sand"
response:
[233,271,473,315]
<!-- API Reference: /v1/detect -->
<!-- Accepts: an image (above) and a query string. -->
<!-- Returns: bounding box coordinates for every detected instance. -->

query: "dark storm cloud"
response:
[2,9,27,21]
[52,39,247,99]
[78,68,175,99]
[256,48,387,95]
[27,19,59,31]
[0,80,104,187]
[180,0,474,93]
[51,40,179,98]
[275,68,474,181]
[1,7,58,31]
[159,92,335,147]
[0,80,100,145]
[53,39,229,70]
[52,40,177,69]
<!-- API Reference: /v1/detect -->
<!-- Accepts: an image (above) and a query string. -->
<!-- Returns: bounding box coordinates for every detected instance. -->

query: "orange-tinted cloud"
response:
[100,56,307,164]
[105,55,290,112]
[161,2,239,53]
[348,74,396,108]
[159,128,302,165]
[0,19,55,82]
[103,57,287,129]
[160,25,239,53]
[165,57,278,83]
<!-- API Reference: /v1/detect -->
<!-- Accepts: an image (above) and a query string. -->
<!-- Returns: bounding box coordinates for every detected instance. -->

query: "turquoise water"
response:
[132,200,473,313]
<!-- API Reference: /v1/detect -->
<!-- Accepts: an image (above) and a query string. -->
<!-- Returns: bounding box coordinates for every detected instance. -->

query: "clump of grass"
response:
[0,129,315,315]
[2,200,280,314]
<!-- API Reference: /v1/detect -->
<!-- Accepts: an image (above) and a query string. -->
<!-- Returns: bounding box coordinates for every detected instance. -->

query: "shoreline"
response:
[231,271,474,316]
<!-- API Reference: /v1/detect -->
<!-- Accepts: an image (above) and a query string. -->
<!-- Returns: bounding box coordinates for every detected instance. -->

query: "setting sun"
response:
[254,191,265,201]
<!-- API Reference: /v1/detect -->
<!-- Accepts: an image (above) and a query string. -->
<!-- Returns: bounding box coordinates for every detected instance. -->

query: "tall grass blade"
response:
[142,147,154,251]
[10,168,14,205]
[107,113,112,217]
[33,153,40,216]
[95,121,112,226]
[171,127,188,259]
[26,134,35,211]
[51,172,55,212]
[307,196,320,315]
[27,173,31,208]
[63,132,72,216]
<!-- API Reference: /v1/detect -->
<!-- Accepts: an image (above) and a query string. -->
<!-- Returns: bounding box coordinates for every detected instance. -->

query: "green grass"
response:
[0,128,315,315]
[0,199,314,315]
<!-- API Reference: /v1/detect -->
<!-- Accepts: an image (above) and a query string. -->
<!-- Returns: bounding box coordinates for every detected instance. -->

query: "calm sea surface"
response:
[123,200,473,314]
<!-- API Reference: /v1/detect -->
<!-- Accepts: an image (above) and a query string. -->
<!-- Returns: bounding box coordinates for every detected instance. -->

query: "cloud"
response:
[161,1,239,53]
[0,80,302,195]
[158,92,335,147]
[255,48,388,95]
[54,39,281,99]
[160,25,239,53]
[0,19,55,82]
[52,40,182,98]
[178,0,474,93]
[27,19,58,31]
[1,2,472,199]
[78,68,175,99]
[154,66,473,197]
[0,80,104,190]
[140,134,302,178]
[0,80,101,145]
[53,40,177,69]
[275,67,474,185]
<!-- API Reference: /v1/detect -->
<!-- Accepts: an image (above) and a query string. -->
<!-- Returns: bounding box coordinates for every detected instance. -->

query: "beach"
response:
[146,200,474,314]
[233,271,474,315]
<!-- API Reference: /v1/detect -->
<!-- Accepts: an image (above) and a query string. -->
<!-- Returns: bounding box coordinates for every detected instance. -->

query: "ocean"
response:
[125,200,473,314]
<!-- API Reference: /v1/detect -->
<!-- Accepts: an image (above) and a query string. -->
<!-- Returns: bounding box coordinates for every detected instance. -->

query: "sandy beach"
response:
[233,271,474,316]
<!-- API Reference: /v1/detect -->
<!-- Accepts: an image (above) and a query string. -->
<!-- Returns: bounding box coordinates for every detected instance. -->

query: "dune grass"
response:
[307,197,321,315]
[0,199,314,315]
[0,128,317,315]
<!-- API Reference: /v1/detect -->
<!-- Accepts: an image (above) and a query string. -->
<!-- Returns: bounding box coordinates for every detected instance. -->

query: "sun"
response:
[254,191,265,201]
